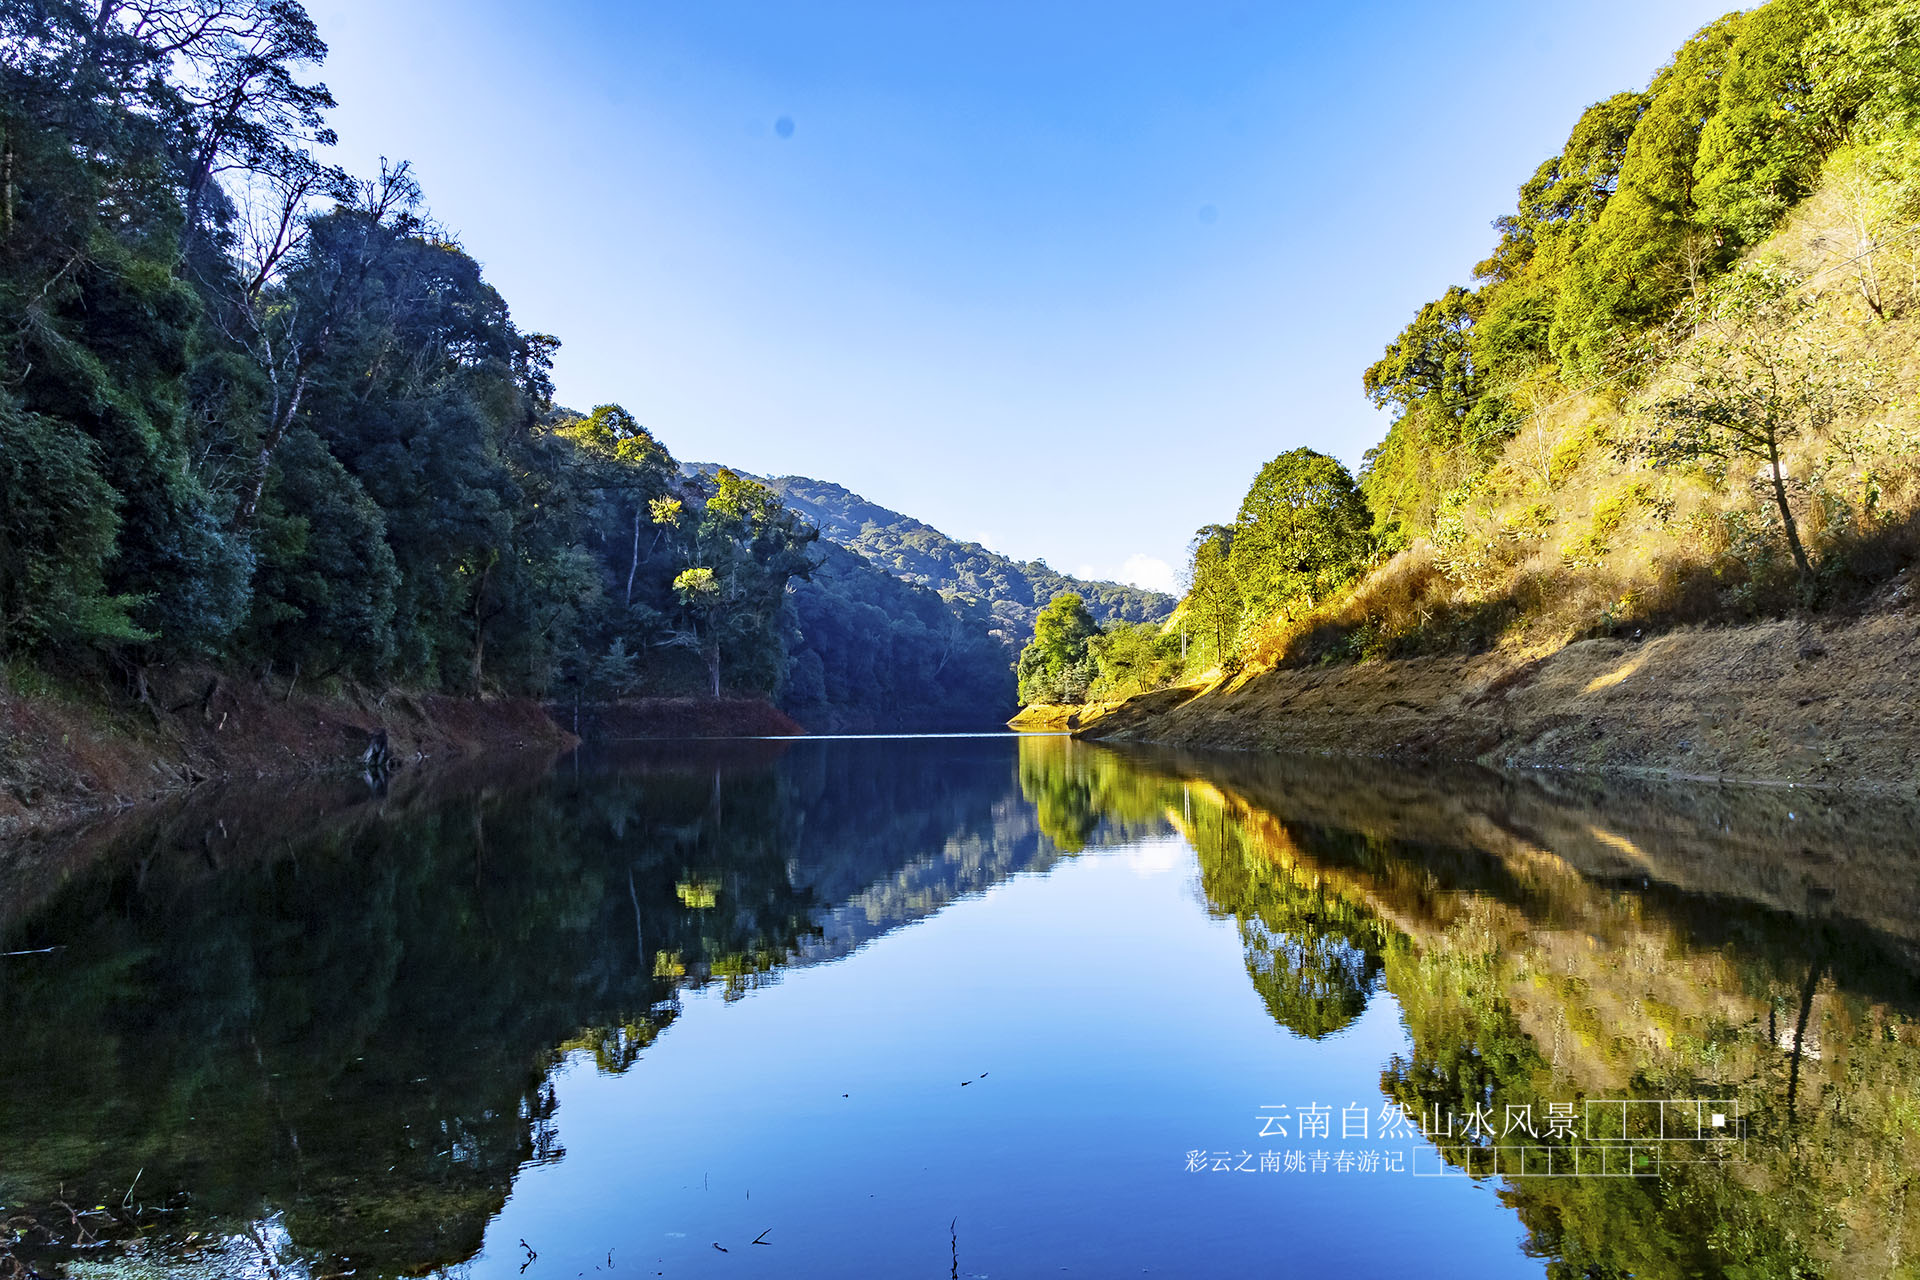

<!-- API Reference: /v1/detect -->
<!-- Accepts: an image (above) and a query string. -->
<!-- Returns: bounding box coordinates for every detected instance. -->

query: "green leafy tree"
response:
[1478,92,1649,289]
[1803,0,1920,154]
[1226,449,1372,627]
[0,394,147,650]
[244,425,399,677]
[1363,286,1483,430]
[672,471,817,697]
[1087,620,1182,701]
[1554,15,1747,372]
[1181,524,1242,672]
[1014,592,1099,705]
[1692,0,1835,246]
[554,404,675,617]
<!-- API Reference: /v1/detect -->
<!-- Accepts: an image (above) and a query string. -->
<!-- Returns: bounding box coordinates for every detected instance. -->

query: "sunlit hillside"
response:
[1245,173,1920,675]
[1020,0,1920,710]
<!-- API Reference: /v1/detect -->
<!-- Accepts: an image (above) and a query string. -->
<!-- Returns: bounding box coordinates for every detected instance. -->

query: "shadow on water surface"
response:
[0,736,1914,1277]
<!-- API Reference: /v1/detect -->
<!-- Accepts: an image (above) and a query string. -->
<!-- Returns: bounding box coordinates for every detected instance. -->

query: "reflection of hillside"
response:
[1125,744,1920,961]
[796,800,1062,963]
[10,739,1915,1278]
[0,744,572,943]
[1058,740,1920,1279]
[1015,734,1175,852]
[787,738,1172,963]
[0,739,1066,1278]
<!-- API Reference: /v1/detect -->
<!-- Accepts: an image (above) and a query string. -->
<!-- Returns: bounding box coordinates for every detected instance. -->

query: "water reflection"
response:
[0,736,1914,1277]
[1047,743,1920,1277]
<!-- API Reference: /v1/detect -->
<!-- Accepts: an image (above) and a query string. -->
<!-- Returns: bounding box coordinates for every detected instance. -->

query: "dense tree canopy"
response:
[1015,591,1099,704]
[1226,448,1373,624]
[0,0,1028,729]
[1355,0,1920,555]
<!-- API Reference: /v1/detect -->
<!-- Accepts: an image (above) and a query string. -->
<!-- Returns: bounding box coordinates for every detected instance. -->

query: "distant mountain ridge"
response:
[687,466,1176,642]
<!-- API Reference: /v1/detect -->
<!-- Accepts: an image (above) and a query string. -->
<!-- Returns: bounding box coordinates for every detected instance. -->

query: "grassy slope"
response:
[1094,169,1920,783]
[1260,182,1920,671]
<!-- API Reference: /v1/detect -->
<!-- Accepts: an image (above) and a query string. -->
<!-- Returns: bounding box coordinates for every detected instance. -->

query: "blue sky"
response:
[306,0,1737,593]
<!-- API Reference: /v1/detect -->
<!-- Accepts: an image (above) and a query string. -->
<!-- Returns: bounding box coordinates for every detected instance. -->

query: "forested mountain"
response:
[0,0,1022,733]
[1030,0,1920,708]
[688,468,1176,642]
[780,541,1014,730]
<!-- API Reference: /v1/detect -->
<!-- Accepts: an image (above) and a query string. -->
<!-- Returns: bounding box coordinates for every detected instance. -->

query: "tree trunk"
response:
[627,508,641,606]
[706,641,721,699]
[628,867,645,966]
[1786,955,1826,1122]
[469,560,495,695]
[3,123,14,238]
[1767,438,1813,583]
[235,368,312,530]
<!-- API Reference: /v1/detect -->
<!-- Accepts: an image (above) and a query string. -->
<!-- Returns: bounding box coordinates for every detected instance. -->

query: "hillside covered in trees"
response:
[675,467,1173,725]
[0,0,1035,735]
[1028,0,1920,711]
[690,469,1176,641]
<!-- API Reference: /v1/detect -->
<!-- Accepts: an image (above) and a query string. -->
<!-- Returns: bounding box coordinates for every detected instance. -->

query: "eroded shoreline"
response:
[1032,612,1920,795]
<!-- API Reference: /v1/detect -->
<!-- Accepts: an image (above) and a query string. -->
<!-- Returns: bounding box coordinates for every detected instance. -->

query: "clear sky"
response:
[304,0,1737,594]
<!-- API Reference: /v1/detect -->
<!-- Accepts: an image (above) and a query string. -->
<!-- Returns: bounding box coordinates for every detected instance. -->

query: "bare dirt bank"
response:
[0,666,577,838]
[1077,612,1920,793]
[0,667,826,839]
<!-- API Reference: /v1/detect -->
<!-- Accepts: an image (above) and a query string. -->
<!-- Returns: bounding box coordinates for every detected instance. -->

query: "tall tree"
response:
[1014,591,1099,705]
[1182,524,1241,672]
[1226,449,1372,627]
[672,470,816,698]
[1639,265,1867,586]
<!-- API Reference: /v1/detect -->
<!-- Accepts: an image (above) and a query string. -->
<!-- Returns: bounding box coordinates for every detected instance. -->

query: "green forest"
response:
[728,471,1174,641]
[1018,0,1920,706]
[687,468,1172,727]
[13,0,1920,730]
[0,0,1180,733]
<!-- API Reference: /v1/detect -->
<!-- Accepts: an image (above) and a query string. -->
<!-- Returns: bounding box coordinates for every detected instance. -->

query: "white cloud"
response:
[1120,554,1179,595]
[1122,838,1186,878]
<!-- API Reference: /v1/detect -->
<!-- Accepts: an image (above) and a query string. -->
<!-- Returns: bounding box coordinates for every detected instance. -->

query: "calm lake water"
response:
[2,735,1917,1278]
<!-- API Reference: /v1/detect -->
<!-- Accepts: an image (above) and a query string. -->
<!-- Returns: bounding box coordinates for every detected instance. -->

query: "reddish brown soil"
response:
[0,665,577,837]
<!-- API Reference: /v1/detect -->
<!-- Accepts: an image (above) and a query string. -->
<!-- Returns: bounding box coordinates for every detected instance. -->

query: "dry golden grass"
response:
[1229,168,1920,684]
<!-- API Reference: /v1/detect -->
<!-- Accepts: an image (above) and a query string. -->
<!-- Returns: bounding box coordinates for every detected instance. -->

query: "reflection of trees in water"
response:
[1015,735,1174,853]
[0,762,821,1275]
[1015,737,1391,1040]
[1184,808,1389,1040]
[1061,742,1920,1279]
[0,740,1051,1277]
[1240,918,1382,1041]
